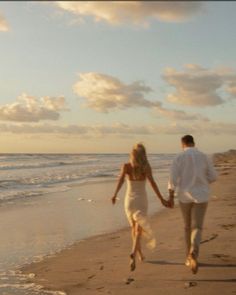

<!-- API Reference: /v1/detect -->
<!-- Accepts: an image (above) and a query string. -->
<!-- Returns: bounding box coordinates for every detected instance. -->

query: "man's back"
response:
[168,136,218,274]
[168,147,217,203]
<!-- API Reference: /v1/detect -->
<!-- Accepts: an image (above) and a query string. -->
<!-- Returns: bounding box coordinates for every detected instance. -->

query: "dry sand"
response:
[22,152,236,295]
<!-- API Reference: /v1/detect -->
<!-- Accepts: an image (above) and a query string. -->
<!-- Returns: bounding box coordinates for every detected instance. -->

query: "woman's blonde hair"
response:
[129,143,149,179]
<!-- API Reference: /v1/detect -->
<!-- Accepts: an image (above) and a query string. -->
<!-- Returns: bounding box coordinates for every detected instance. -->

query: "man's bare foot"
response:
[130,253,136,271]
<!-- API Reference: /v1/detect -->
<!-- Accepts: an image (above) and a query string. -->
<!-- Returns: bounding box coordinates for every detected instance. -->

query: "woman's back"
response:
[124,162,148,182]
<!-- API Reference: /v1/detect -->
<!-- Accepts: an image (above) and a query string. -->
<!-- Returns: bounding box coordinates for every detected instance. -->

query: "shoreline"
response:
[0,167,168,208]
[21,151,236,295]
[0,172,166,273]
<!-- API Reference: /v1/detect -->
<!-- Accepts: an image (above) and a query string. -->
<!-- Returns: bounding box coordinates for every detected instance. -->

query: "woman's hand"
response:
[111,195,117,205]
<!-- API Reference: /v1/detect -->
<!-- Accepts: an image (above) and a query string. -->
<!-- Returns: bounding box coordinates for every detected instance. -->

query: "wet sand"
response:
[22,152,236,295]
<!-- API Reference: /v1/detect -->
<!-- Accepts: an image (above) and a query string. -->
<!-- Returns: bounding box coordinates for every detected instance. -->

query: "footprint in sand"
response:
[96,286,105,290]
[221,172,230,175]
[87,274,96,280]
[124,277,135,285]
[212,253,230,261]
[184,281,197,288]
[220,224,236,230]
[110,236,120,240]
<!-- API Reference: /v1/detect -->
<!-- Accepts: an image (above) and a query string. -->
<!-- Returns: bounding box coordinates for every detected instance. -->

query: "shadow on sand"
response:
[146,260,236,283]
[171,278,236,283]
[146,260,236,268]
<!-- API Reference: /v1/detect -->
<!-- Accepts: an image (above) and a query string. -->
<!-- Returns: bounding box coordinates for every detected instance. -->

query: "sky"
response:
[0,1,235,153]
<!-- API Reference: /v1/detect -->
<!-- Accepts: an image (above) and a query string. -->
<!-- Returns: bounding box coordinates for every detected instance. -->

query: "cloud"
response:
[227,80,236,97]
[0,122,153,136]
[0,93,68,122]
[163,64,236,107]
[0,12,9,31]
[55,1,203,26]
[0,121,235,137]
[155,106,209,121]
[73,71,208,122]
[216,67,236,98]
[167,121,236,135]
[163,64,225,107]
[73,72,157,112]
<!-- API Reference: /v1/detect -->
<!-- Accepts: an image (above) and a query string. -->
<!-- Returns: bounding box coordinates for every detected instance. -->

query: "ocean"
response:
[0,153,174,205]
[0,153,174,294]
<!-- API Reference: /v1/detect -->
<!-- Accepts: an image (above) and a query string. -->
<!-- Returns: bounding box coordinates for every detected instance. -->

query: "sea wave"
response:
[0,153,174,205]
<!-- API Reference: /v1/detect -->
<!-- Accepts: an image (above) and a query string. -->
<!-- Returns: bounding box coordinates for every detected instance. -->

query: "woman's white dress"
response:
[124,179,156,249]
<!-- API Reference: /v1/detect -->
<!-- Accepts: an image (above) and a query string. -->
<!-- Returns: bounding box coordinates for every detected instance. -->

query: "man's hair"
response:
[181,135,195,145]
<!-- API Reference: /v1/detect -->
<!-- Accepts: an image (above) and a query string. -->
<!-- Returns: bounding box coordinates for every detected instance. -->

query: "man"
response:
[168,135,217,274]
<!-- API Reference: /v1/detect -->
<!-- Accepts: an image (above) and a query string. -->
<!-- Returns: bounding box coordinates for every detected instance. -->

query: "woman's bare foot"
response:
[130,253,136,271]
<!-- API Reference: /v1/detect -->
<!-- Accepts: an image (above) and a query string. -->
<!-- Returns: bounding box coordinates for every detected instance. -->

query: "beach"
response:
[1,1,236,294]
[22,152,236,295]
[0,153,170,294]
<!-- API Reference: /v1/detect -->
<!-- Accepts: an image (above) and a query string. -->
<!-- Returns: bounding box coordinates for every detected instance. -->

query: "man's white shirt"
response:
[168,147,217,203]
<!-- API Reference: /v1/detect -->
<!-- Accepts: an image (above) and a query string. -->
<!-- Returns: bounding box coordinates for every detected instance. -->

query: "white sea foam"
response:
[0,282,66,294]
[0,269,67,295]
[0,153,174,204]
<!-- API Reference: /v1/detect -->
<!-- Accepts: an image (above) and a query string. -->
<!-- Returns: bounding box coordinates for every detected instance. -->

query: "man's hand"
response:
[111,195,117,205]
[168,197,174,208]
[168,189,175,208]
[160,198,170,208]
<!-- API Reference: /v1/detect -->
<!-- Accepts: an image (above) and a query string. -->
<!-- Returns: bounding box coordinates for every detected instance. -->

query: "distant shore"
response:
[22,150,236,295]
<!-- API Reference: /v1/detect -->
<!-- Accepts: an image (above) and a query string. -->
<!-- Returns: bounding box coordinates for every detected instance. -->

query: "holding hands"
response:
[160,197,174,208]
[159,191,175,208]
[112,193,174,209]
[160,197,170,208]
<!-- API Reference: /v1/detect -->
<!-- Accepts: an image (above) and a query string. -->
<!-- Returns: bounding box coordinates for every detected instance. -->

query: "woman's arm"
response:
[146,164,169,207]
[111,164,126,204]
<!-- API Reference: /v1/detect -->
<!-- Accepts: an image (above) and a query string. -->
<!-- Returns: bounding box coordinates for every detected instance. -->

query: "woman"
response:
[111,143,169,271]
